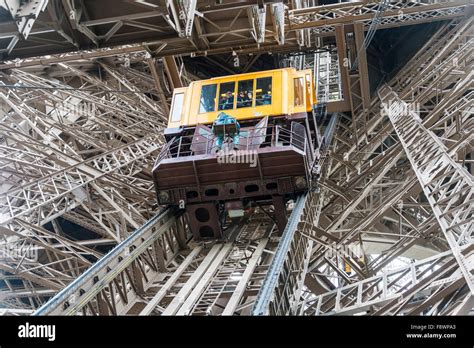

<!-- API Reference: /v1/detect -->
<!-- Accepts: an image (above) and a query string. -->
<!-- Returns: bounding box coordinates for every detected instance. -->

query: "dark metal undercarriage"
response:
[153,113,322,240]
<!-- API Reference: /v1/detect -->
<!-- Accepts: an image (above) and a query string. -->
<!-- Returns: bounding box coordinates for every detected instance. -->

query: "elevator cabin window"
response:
[218,82,236,110]
[199,84,217,113]
[256,77,272,106]
[306,74,312,106]
[237,79,254,108]
[294,77,304,106]
[170,93,184,122]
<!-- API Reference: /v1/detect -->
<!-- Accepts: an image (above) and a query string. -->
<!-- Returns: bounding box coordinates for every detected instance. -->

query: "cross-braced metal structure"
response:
[0,1,472,316]
[298,17,473,316]
[1,0,472,66]
[0,59,171,309]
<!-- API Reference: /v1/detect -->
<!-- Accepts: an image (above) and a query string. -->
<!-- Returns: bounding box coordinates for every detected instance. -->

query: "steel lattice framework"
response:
[0,2,472,316]
[298,17,473,316]
[0,0,472,67]
[0,60,169,309]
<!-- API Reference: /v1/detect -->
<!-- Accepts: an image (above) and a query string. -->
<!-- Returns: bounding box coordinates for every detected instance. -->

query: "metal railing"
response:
[154,124,307,165]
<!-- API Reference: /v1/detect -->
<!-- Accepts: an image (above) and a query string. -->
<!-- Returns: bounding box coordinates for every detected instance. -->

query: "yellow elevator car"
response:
[153,67,322,239]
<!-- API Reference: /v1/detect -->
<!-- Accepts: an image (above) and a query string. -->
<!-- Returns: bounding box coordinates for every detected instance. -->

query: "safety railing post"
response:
[177,136,182,158]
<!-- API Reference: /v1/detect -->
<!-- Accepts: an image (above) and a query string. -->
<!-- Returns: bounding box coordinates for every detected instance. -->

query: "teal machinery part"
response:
[212,112,241,149]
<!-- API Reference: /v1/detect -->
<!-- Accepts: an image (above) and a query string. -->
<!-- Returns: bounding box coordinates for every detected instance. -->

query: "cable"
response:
[351,0,390,71]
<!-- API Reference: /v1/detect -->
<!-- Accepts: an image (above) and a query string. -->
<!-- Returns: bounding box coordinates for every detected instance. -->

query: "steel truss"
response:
[305,250,471,315]
[0,60,168,310]
[1,15,472,317]
[33,210,277,316]
[380,85,473,293]
[0,0,471,67]
[297,18,473,315]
